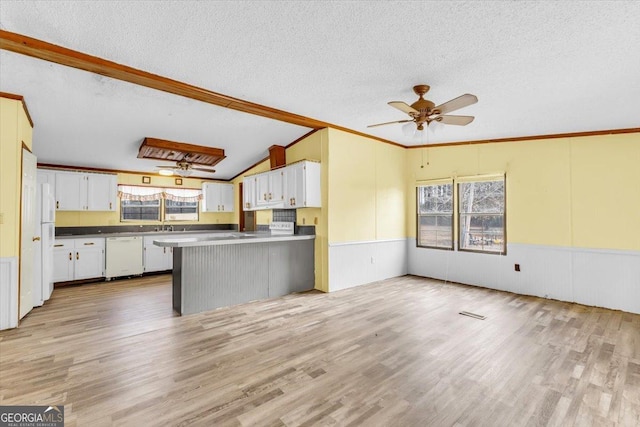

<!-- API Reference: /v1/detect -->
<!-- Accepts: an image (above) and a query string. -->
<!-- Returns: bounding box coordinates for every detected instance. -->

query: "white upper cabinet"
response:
[219,183,234,212]
[255,169,284,209]
[255,172,271,208]
[284,161,321,208]
[202,183,235,212]
[54,170,117,211]
[87,174,117,211]
[242,176,257,211]
[243,160,320,211]
[55,172,87,211]
[37,169,56,189]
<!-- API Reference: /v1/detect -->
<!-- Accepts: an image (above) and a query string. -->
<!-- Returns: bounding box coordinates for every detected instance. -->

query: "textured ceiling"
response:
[1,1,639,179]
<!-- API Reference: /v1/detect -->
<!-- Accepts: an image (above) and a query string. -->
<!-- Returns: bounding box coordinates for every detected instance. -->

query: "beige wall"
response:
[327,128,406,243]
[405,133,640,251]
[0,97,33,258]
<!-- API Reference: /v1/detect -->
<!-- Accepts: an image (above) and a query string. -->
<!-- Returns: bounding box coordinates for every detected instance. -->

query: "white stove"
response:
[269,221,295,235]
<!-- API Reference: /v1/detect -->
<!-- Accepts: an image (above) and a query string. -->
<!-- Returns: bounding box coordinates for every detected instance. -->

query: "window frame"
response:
[118,185,202,223]
[457,177,506,256]
[415,182,454,251]
[163,198,199,222]
[120,198,162,222]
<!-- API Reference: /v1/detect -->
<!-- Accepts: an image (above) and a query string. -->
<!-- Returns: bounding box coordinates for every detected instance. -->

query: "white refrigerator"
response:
[33,182,55,307]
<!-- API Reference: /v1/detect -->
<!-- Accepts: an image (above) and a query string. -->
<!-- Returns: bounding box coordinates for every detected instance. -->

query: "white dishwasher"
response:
[105,236,144,280]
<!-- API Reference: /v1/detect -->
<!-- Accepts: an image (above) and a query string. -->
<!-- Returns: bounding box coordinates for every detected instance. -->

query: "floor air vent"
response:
[459,311,486,320]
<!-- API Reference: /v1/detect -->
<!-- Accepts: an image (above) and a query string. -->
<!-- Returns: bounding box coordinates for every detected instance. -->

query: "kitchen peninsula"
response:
[154,231,315,315]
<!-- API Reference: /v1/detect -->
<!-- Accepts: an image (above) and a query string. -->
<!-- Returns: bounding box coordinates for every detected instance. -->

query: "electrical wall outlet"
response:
[515,264,520,272]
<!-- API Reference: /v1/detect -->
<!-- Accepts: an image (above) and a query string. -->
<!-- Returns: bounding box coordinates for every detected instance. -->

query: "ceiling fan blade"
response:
[192,167,216,173]
[434,115,475,126]
[156,165,177,169]
[388,101,419,115]
[367,119,412,128]
[432,94,478,115]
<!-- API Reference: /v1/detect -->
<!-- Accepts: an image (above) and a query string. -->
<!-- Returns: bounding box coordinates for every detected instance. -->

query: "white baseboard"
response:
[0,256,18,330]
[328,239,407,292]
[407,239,640,314]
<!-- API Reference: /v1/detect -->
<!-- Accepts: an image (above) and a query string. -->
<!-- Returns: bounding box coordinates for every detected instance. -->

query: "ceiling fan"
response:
[368,85,478,131]
[156,157,216,177]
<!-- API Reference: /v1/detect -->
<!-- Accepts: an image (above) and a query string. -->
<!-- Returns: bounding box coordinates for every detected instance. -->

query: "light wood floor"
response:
[1,275,639,426]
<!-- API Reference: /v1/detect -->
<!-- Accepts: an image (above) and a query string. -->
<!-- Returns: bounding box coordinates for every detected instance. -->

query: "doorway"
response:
[239,183,255,232]
[20,148,37,319]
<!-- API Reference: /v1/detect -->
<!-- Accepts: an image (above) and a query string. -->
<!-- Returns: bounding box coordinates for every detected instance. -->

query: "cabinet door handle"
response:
[54,244,64,247]
[263,193,267,201]
[163,247,166,254]
[76,252,79,260]
[109,202,112,210]
[84,242,94,246]
[56,201,59,209]
[33,236,41,241]
[69,252,72,261]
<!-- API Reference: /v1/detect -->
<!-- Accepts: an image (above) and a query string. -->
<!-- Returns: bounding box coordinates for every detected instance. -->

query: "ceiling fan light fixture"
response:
[176,169,194,177]
[402,122,415,137]
[158,169,174,176]
[368,85,477,132]
[428,119,445,134]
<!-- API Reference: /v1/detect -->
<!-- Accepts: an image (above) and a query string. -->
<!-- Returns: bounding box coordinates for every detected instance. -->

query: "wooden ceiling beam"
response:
[0,30,329,130]
[0,30,425,150]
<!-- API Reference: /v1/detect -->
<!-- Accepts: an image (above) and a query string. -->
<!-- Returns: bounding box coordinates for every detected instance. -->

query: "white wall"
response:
[407,239,640,314]
[328,239,407,291]
[0,256,19,330]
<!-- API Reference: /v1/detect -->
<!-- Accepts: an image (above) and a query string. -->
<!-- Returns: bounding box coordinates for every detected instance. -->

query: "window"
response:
[118,185,201,222]
[164,188,200,221]
[121,199,161,221]
[119,185,163,221]
[164,199,198,221]
[458,178,505,254]
[417,182,453,249]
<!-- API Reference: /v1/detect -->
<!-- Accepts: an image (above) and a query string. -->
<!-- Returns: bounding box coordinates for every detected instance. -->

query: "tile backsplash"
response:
[272,209,297,223]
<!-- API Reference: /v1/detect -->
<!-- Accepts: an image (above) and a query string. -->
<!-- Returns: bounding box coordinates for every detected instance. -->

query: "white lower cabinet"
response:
[53,233,230,281]
[143,236,172,272]
[52,241,74,282]
[53,238,105,282]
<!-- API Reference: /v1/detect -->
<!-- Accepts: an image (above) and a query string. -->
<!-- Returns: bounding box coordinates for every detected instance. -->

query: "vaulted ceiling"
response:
[1,1,639,180]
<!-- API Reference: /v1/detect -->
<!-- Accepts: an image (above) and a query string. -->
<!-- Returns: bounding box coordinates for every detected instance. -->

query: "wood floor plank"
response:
[1,274,640,426]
